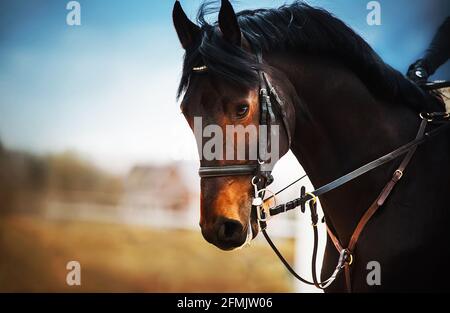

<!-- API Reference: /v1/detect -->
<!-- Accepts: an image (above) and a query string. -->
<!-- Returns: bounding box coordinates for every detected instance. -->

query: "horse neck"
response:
[268,53,421,244]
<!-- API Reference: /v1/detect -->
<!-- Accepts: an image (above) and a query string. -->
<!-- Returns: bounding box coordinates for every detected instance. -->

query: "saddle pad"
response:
[437,87,450,113]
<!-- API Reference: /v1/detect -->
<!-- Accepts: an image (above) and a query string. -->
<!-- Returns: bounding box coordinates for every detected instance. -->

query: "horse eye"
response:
[236,104,249,118]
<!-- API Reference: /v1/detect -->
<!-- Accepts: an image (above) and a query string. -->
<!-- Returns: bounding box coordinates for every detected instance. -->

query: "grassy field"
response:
[0,214,294,292]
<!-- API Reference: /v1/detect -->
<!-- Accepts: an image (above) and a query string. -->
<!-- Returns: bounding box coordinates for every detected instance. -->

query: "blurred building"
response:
[119,163,199,230]
[122,165,191,212]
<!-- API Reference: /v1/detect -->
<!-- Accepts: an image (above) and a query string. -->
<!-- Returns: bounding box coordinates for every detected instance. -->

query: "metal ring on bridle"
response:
[305,192,317,205]
[347,253,354,266]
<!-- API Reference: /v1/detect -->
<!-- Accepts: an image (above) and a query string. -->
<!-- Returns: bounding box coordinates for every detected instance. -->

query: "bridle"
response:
[195,53,450,292]
[198,52,292,192]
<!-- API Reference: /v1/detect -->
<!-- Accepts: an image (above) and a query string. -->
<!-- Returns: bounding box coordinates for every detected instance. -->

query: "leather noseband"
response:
[198,165,258,178]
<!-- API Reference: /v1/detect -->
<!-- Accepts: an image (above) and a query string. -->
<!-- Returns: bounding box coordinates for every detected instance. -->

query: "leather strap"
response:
[263,117,450,292]
[268,118,450,217]
[256,53,276,189]
[423,80,450,91]
[377,120,428,206]
[326,119,428,292]
[261,71,293,146]
[326,225,343,252]
[199,165,258,178]
[326,226,352,292]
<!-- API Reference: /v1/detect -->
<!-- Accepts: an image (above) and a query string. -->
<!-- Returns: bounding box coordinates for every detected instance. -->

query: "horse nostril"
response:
[217,218,243,242]
[224,221,239,238]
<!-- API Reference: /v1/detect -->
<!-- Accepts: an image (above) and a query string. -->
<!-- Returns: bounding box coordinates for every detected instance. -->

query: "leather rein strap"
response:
[262,118,450,291]
[267,118,450,215]
[326,118,428,292]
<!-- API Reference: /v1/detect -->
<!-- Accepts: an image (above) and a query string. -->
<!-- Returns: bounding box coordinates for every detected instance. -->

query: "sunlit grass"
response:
[0,214,294,292]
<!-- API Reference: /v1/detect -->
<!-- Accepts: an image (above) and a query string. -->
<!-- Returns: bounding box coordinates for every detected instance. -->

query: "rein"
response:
[257,105,450,292]
[195,54,450,291]
[260,117,450,291]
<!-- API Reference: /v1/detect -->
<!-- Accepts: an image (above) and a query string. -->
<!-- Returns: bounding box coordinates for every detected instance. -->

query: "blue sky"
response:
[0,0,449,173]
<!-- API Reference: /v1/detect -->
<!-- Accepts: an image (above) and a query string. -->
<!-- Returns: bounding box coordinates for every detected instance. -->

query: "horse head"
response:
[172,0,295,250]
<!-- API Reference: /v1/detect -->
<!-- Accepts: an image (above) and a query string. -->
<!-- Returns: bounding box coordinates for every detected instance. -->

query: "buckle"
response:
[420,112,433,122]
[256,202,271,223]
[394,169,403,180]
[420,112,450,122]
[254,189,276,223]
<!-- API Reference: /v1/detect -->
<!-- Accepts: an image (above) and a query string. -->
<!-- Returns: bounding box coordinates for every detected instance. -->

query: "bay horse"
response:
[173,0,450,292]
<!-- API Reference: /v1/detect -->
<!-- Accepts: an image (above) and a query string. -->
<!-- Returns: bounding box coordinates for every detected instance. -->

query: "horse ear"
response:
[172,1,201,49]
[218,0,241,46]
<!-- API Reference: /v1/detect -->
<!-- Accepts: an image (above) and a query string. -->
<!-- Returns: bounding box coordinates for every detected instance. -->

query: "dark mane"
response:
[178,1,438,111]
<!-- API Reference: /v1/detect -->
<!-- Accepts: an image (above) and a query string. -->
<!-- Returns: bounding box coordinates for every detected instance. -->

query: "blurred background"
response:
[0,0,449,292]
